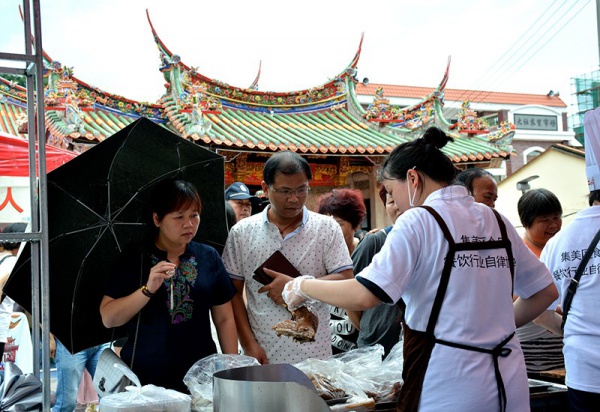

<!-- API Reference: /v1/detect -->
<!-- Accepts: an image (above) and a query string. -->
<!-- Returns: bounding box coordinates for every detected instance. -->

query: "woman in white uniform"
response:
[272,127,558,412]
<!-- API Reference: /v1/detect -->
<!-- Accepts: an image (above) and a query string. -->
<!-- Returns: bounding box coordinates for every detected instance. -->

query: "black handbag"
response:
[561,227,600,330]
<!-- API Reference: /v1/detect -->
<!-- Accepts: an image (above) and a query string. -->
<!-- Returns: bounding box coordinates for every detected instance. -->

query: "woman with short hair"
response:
[516,188,565,376]
[100,179,237,392]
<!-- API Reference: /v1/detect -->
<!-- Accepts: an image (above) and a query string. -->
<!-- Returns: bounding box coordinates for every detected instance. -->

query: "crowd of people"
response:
[4,113,600,411]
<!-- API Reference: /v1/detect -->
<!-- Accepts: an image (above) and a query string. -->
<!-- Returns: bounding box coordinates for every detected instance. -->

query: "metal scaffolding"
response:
[0,0,52,409]
[570,69,600,145]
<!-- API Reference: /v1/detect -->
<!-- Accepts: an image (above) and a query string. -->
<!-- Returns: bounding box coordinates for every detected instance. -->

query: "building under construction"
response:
[571,69,600,145]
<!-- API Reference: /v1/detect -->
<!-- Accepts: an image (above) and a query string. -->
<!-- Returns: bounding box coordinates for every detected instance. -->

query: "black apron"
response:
[397,206,515,412]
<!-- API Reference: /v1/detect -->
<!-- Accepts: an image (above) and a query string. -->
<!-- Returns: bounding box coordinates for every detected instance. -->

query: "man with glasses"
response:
[222,151,353,365]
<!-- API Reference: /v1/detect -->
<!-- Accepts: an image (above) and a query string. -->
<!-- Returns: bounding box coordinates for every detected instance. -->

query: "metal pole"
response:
[31,0,52,408]
[21,0,42,384]
[1,2,50,408]
[21,0,50,408]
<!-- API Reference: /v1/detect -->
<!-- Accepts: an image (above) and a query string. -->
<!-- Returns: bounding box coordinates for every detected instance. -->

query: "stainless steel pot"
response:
[213,363,330,412]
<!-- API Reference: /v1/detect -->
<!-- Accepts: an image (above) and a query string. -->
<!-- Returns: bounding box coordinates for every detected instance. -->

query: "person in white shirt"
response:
[0,223,27,358]
[535,106,600,411]
[222,151,353,365]
[276,127,557,412]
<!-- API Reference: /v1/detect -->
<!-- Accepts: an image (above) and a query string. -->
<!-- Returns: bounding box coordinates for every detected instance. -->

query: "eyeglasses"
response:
[269,186,311,198]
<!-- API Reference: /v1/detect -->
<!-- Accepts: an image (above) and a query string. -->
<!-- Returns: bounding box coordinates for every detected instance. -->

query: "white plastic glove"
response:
[282,275,317,311]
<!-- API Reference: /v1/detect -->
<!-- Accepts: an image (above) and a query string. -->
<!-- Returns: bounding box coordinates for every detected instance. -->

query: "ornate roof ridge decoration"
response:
[16,6,163,121]
[449,100,490,134]
[485,121,516,145]
[0,77,27,102]
[29,58,164,151]
[248,61,261,91]
[389,57,448,132]
[349,57,450,135]
[440,99,516,148]
[146,9,362,109]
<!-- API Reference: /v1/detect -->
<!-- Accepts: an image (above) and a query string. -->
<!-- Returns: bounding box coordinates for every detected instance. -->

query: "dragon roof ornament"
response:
[146,9,363,109]
[16,5,162,120]
[445,100,516,147]
[359,57,450,132]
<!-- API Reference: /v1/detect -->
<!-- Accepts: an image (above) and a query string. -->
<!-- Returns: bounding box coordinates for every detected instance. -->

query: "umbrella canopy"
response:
[4,117,228,353]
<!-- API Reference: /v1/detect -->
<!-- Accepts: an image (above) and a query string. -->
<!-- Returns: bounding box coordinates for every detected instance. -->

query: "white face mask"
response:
[406,170,418,207]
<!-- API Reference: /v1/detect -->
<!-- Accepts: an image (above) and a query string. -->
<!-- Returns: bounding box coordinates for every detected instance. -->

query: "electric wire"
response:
[470,0,586,103]
[444,0,587,121]
[442,0,568,118]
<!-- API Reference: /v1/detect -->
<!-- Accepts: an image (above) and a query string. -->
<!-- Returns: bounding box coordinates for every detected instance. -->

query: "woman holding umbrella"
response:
[100,179,238,393]
[270,127,558,411]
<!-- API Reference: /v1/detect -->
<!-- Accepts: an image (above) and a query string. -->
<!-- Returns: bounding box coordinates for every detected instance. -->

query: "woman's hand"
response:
[146,261,177,294]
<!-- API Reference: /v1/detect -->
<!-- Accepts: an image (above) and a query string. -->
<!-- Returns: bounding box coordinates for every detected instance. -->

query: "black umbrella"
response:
[4,117,228,354]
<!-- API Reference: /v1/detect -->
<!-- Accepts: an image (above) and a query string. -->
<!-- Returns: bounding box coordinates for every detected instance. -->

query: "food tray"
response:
[528,378,552,393]
[325,395,352,406]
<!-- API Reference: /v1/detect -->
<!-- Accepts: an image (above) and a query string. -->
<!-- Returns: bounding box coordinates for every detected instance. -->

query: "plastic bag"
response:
[346,341,404,403]
[183,353,259,411]
[0,362,42,411]
[98,384,191,412]
[294,342,404,405]
[294,357,368,400]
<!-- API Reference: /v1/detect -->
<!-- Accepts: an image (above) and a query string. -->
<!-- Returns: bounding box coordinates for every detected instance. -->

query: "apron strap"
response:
[491,209,515,292]
[435,332,515,412]
[419,206,455,335]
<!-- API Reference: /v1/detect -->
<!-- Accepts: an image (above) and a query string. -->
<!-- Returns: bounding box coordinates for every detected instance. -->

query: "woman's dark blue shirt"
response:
[105,240,236,392]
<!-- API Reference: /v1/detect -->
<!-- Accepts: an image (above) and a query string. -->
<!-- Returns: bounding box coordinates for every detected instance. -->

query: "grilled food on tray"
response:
[272,306,318,343]
[308,373,347,400]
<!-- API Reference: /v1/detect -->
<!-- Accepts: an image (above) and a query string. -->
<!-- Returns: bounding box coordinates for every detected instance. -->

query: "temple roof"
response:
[146,12,510,162]
[0,77,27,137]
[356,83,567,108]
[0,12,514,164]
[146,9,360,109]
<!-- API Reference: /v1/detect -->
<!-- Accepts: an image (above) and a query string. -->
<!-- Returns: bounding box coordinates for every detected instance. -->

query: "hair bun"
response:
[422,126,454,149]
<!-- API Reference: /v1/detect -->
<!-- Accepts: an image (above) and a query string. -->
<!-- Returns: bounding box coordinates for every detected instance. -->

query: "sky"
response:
[0,0,598,115]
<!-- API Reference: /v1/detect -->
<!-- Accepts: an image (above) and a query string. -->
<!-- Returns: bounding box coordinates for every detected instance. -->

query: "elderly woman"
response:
[518,188,563,257]
[316,188,366,353]
[516,188,565,376]
[317,189,367,255]
[100,179,238,392]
